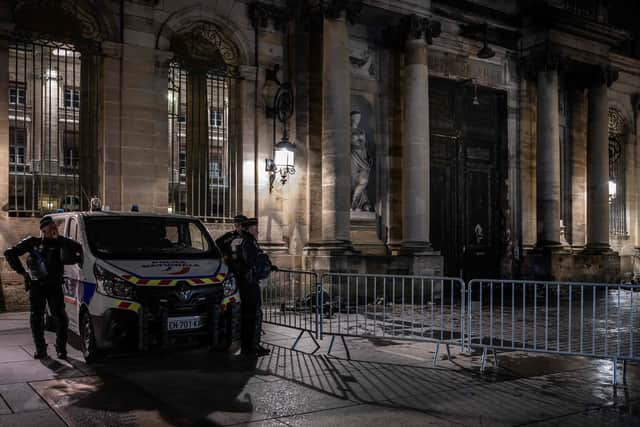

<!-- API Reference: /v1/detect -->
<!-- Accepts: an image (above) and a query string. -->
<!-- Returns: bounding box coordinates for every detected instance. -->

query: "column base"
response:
[399,240,433,255]
[535,240,564,250]
[581,243,612,255]
[522,247,620,282]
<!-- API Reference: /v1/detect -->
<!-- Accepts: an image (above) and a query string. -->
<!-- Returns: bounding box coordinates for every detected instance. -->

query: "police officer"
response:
[215,214,247,261]
[230,217,276,356]
[4,215,82,359]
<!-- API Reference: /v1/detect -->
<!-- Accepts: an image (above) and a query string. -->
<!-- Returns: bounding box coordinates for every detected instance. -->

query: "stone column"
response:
[79,54,103,210]
[536,67,561,247]
[569,85,587,248]
[586,65,618,252]
[401,16,440,252]
[320,9,351,245]
[186,70,209,218]
[0,37,8,213]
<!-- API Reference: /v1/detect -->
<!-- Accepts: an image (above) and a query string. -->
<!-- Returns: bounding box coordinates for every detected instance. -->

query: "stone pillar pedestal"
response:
[536,69,561,248]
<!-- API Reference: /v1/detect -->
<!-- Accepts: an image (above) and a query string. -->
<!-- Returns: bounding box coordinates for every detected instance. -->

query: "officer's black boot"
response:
[30,312,48,359]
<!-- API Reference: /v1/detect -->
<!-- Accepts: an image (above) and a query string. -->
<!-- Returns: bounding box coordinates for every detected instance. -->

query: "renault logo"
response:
[176,281,192,303]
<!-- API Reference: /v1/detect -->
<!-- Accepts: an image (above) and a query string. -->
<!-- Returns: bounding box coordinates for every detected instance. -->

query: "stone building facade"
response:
[1,0,640,282]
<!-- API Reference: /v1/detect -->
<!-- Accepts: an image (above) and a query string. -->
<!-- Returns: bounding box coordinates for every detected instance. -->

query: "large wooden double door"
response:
[429,78,508,279]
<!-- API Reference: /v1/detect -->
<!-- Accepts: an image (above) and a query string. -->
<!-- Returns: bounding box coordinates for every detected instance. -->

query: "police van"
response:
[50,208,240,362]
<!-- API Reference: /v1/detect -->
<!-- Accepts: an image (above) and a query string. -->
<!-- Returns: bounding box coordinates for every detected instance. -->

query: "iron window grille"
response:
[168,61,240,220]
[7,35,84,216]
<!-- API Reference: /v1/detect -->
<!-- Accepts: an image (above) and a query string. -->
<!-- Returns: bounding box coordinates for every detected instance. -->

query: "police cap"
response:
[232,214,248,224]
[243,217,258,227]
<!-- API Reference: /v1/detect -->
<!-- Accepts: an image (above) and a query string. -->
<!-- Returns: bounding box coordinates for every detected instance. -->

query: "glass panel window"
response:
[64,87,80,109]
[9,127,26,164]
[210,110,223,128]
[63,131,79,170]
[9,84,26,106]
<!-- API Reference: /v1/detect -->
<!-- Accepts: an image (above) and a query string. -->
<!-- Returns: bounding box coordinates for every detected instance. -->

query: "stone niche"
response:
[349,93,386,255]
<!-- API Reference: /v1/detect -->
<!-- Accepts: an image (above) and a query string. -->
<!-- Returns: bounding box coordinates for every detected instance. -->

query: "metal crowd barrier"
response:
[319,273,466,364]
[467,279,640,384]
[261,269,322,352]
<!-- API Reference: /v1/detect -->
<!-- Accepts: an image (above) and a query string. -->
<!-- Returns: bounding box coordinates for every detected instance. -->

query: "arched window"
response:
[167,23,241,219]
[608,108,627,236]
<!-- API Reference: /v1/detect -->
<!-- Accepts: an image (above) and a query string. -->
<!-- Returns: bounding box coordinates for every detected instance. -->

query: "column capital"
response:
[383,14,441,51]
[403,14,441,44]
[299,0,363,24]
[566,62,619,88]
[248,2,290,31]
[520,50,567,81]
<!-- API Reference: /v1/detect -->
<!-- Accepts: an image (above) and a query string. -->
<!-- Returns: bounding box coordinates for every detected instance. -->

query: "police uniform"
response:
[230,218,274,355]
[215,214,247,261]
[3,216,82,359]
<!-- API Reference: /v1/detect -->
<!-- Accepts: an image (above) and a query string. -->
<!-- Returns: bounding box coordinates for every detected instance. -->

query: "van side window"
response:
[68,218,79,242]
[188,223,207,251]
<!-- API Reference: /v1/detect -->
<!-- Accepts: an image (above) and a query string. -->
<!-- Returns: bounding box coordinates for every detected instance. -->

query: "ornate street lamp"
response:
[263,64,295,192]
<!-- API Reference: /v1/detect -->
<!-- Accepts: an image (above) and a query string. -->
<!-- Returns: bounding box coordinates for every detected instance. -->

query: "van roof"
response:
[50,211,199,220]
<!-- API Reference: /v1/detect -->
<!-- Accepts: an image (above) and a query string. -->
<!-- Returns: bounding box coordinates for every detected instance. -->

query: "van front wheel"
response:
[80,312,103,363]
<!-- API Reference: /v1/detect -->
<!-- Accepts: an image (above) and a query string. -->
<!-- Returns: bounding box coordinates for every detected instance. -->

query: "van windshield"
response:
[84,216,219,260]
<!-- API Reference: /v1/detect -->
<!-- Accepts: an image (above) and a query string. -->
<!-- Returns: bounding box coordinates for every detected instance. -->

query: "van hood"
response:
[102,259,227,286]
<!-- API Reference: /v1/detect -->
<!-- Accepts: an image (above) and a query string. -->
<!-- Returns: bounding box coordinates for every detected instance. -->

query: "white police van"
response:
[51,209,240,362]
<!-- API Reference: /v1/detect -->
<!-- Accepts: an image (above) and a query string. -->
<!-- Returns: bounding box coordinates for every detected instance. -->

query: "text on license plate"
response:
[167,316,205,331]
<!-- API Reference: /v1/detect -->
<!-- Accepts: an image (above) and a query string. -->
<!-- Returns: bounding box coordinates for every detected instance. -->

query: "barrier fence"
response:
[261,269,321,351]
[466,279,640,383]
[319,273,466,360]
[262,271,640,383]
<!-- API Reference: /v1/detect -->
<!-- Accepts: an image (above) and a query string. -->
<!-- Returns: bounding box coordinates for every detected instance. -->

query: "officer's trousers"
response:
[238,281,261,351]
[29,282,68,353]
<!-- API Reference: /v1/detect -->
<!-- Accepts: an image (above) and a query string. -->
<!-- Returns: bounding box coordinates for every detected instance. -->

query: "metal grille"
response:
[168,61,240,220]
[609,134,626,236]
[8,37,83,215]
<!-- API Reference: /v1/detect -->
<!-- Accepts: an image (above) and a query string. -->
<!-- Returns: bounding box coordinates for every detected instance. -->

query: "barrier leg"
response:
[434,342,441,367]
[492,348,499,368]
[481,346,488,374]
[446,344,452,361]
[326,335,350,360]
[291,329,321,354]
[623,360,627,385]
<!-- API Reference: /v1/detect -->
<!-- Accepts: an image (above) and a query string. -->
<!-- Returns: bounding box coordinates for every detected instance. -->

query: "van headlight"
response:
[94,263,135,300]
[223,276,237,297]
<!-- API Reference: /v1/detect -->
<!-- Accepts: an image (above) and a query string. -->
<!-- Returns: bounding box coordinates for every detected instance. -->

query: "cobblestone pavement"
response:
[0,311,639,426]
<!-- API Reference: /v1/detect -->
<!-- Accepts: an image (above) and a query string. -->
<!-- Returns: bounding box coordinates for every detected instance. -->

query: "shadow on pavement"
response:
[33,348,262,427]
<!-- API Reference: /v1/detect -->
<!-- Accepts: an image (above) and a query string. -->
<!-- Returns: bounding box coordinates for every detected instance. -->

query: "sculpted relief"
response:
[350,110,374,212]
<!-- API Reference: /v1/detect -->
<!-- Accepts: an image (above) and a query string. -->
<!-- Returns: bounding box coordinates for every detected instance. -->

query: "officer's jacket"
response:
[4,236,82,285]
[230,232,272,285]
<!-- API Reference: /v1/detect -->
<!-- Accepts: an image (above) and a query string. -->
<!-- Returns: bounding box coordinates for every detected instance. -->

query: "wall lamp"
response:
[477,23,495,59]
[263,64,295,192]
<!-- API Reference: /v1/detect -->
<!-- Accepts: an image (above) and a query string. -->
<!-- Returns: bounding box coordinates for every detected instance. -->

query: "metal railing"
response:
[467,279,640,383]
[259,271,639,383]
[261,269,322,351]
[319,273,466,361]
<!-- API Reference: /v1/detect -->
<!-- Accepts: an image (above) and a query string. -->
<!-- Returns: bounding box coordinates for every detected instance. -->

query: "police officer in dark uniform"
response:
[215,214,247,261]
[230,217,276,356]
[4,215,82,359]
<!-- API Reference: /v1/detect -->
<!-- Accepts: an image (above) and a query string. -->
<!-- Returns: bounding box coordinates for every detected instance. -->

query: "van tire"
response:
[80,312,103,363]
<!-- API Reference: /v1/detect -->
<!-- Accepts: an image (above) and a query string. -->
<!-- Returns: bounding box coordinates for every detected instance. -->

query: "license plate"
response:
[167,316,205,331]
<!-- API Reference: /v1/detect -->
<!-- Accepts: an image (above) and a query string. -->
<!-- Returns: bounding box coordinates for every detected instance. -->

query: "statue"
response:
[350,111,373,211]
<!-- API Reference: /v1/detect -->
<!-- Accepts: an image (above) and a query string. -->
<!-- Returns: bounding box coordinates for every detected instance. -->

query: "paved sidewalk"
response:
[0,311,639,426]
